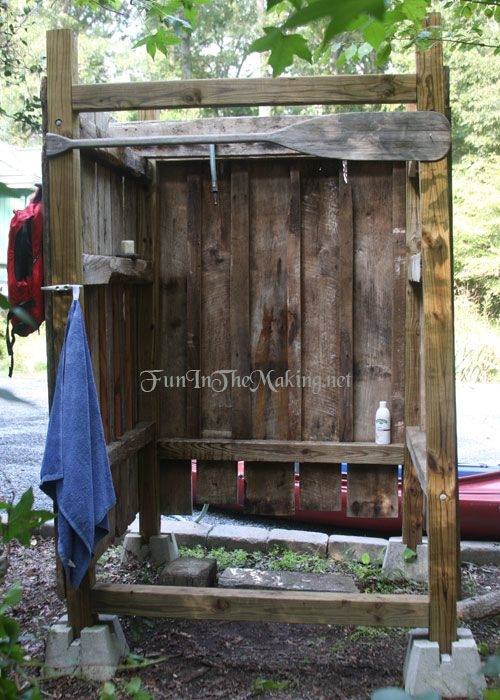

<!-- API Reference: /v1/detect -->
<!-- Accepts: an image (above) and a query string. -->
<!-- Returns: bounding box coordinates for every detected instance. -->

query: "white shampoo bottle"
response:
[375,401,391,445]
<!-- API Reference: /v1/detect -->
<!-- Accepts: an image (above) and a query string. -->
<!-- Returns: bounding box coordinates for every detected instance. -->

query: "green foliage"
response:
[0,489,53,546]
[249,27,311,76]
[0,488,52,698]
[403,547,417,562]
[252,677,291,694]
[100,676,153,699]
[360,552,371,565]
[266,546,329,573]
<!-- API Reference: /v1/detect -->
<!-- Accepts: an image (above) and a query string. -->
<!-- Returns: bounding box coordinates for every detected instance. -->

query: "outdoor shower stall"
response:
[43,12,458,658]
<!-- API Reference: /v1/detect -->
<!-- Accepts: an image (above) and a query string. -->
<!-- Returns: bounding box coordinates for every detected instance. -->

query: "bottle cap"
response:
[379,401,387,407]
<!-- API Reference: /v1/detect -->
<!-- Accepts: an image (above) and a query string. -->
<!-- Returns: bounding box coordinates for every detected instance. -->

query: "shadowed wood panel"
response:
[245,462,295,516]
[112,285,124,438]
[197,460,237,505]
[160,460,193,515]
[81,155,98,255]
[158,164,188,438]
[301,161,340,441]
[248,161,294,514]
[200,162,232,438]
[97,286,113,441]
[300,463,341,512]
[230,166,251,439]
[348,161,399,518]
[96,163,111,254]
[391,162,406,444]
[286,167,302,439]
[186,172,202,437]
[83,286,100,395]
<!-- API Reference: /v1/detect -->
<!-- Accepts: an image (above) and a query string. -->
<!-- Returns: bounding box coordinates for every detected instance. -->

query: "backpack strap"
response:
[5,310,15,378]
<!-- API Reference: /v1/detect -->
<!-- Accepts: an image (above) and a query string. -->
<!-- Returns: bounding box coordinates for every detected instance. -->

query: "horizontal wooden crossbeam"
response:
[83,254,153,286]
[91,584,429,627]
[406,426,427,494]
[72,75,417,112]
[158,438,404,464]
[107,421,155,467]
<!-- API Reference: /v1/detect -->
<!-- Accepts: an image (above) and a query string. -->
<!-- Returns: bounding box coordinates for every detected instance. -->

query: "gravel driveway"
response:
[0,375,498,510]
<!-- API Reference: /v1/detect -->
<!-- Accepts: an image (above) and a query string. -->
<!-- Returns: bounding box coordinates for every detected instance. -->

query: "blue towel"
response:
[40,300,115,588]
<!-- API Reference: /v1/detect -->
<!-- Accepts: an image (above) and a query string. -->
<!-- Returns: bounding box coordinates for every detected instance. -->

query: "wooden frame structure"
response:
[43,12,458,655]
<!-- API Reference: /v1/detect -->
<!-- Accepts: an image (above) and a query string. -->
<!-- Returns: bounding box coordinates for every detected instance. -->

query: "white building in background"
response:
[0,143,41,293]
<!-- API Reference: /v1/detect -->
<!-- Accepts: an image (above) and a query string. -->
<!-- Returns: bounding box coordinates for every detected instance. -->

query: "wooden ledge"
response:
[406,426,427,493]
[91,583,429,627]
[158,438,404,465]
[83,254,152,286]
[107,421,155,467]
[73,74,417,112]
[80,116,152,183]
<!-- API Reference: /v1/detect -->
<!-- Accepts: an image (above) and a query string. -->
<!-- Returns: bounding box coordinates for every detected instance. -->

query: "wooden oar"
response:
[45,111,450,161]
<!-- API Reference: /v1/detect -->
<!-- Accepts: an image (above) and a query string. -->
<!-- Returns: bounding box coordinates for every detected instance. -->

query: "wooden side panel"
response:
[300,463,341,512]
[247,161,295,514]
[244,462,295,516]
[348,162,399,518]
[197,461,237,505]
[159,460,193,514]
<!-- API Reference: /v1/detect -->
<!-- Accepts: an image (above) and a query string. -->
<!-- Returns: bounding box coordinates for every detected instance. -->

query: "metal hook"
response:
[209,144,219,205]
[41,284,83,301]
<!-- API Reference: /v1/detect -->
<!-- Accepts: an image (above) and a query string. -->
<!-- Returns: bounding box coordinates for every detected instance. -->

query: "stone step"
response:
[218,567,358,592]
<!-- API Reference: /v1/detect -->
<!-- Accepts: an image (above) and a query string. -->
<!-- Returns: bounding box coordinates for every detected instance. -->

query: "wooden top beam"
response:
[91,583,429,627]
[158,438,404,464]
[72,74,417,112]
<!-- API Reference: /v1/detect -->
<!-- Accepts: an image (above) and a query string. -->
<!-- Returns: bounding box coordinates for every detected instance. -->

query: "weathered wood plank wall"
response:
[157,157,405,517]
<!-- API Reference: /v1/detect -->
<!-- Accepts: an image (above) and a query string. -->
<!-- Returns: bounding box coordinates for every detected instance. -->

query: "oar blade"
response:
[271,112,450,162]
[45,133,73,158]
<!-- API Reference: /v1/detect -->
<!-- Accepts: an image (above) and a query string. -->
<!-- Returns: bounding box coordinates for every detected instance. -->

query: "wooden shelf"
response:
[91,583,429,628]
[83,254,153,286]
[158,438,404,465]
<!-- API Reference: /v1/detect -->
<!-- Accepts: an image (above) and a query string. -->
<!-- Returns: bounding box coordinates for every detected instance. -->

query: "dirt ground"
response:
[2,539,499,700]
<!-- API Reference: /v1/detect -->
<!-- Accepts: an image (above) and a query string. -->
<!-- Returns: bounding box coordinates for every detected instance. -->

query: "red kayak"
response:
[193,463,500,540]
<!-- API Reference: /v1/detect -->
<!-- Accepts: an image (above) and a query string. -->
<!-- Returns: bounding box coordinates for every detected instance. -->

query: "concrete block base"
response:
[268,528,328,556]
[404,628,486,698]
[44,615,129,681]
[121,533,151,563]
[218,567,358,592]
[121,533,179,566]
[382,536,428,582]
[149,534,179,565]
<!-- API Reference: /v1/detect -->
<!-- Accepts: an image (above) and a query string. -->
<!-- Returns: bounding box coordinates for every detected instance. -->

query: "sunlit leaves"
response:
[250,27,312,76]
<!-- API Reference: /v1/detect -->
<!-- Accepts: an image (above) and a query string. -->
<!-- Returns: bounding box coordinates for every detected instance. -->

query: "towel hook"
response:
[41,284,83,301]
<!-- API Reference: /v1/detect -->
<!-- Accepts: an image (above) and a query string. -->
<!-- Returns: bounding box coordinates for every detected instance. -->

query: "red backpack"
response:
[6,193,44,376]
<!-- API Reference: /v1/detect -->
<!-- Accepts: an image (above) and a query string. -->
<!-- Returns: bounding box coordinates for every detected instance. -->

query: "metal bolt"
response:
[55,118,62,127]
[439,493,447,501]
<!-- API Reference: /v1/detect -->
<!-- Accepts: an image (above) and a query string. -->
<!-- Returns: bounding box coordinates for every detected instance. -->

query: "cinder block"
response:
[149,534,179,565]
[44,624,80,677]
[404,627,486,698]
[328,534,388,564]
[382,536,428,582]
[218,567,358,592]
[208,524,268,553]
[461,540,500,566]
[268,528,328,557]
[80,617,129,682]
[121,533,150,563]
[160,556,217,586]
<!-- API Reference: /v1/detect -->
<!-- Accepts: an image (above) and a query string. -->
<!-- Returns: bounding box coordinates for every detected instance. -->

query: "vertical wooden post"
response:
[416,13,459,653]
[45,29,96,635]
[402,105,424,550]
[137,163,161,539]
